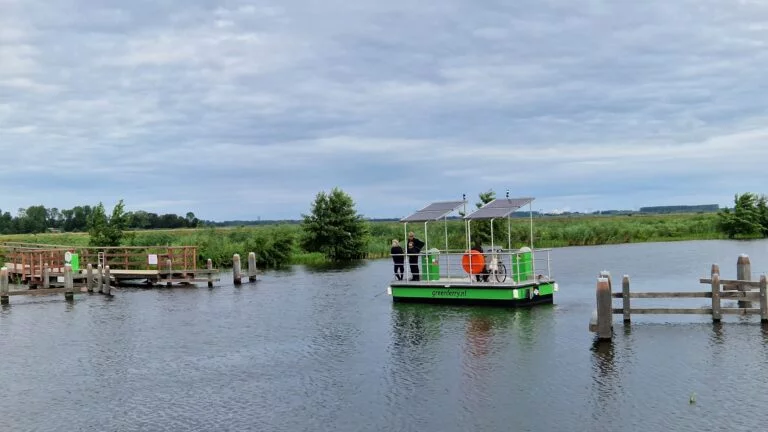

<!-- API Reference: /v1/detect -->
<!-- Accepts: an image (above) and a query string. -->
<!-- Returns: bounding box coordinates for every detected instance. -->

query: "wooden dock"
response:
[0,242,210,286]
[589,254,767,340]
[0,243,260,303]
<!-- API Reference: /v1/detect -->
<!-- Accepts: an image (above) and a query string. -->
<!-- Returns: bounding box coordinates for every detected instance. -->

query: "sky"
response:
[2,0,768,221]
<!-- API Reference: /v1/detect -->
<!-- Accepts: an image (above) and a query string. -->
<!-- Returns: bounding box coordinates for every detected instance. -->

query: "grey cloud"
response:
[2,0,768,220]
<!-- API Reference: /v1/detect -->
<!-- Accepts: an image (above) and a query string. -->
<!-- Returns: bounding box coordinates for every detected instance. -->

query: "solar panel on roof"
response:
[463,197,534,220]
[400,200,466,222]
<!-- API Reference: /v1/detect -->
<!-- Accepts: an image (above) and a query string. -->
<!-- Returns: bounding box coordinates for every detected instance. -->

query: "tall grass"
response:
[0,213,723,266]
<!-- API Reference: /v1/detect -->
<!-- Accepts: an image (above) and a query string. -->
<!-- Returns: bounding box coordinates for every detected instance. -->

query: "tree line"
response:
[0,204,200,234]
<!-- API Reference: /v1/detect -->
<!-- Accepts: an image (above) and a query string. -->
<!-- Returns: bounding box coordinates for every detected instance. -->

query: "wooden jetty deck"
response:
[0,242,259,290]
[0,242,206,285]
[589,254,767,341]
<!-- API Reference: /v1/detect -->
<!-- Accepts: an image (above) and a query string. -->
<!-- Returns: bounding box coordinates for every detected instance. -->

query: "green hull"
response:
[389,281,556,307]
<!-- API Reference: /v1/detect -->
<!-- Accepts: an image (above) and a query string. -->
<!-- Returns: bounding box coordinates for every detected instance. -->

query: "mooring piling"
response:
[86,263,94,293]
[166,259,173,287]
[737,254,752,308]
[760,275,768,322]
[0,267,8,305]
[595,275,613,340]
[64,264,74,302]
[42,263,50,289]
[207,259,214,288]
[248,252,257,282]
[103,265,111,295]
[233,254,242,285]
[97,264,104,294]
[622,275,630,323]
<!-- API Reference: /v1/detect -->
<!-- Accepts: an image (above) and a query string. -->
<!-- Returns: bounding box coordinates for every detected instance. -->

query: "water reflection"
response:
[465,315,492,358]
[303,260,368,273]
[761,322,768,344]
[390,303,436,350]
[590,339,621,424]
[711,321,725,345]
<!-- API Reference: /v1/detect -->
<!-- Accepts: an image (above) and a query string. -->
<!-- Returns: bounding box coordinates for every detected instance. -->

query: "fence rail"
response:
[589,254,768,341]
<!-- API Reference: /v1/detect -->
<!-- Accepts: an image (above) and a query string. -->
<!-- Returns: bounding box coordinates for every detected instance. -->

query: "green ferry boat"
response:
[387,195,558,306]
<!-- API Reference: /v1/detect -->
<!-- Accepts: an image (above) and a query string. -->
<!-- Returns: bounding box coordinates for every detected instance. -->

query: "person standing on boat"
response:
[391,239,405,280]
[406,232,425,281]
[471,240,489,282]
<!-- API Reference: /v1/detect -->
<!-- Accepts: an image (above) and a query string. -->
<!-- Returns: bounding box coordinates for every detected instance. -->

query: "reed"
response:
[0,213,723,266]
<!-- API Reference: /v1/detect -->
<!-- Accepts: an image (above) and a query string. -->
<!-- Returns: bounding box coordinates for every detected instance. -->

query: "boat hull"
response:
[388,281,557,307]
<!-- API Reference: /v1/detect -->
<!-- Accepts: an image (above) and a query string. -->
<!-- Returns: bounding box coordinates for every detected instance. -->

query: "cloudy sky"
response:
[2,0,768,220]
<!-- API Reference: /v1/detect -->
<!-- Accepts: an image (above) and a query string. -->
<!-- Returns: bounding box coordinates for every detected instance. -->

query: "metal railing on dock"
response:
[589,254,767,341]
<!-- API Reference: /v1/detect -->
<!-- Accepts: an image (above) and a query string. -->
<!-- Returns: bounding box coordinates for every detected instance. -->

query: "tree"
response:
[462,190,504,245]
[88,199,127,246]
[716,193,762,238]
[301,188,369,261]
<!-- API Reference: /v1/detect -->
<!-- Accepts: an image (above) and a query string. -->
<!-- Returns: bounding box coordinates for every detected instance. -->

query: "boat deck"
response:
[389,276,553,289]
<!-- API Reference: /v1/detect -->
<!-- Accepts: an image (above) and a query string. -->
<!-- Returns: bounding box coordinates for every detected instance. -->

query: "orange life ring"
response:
[462,250,485,274]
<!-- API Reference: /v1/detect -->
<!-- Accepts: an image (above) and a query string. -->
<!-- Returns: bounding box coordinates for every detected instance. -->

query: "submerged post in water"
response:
[207,258,214,288]
[86,263,93,293]
[248,252,257,282]
[596,276,613,340]
[103,265,111,295]
[64,264,74,301]
[622,275,631,323]
[233,254,242,285]
[760,275,768,322]
[97,264,103,294]
[0,267,8,305]
[711,272,721,322]
[737,254,752,308]
[43,263,50,289]
[166,259,173,287]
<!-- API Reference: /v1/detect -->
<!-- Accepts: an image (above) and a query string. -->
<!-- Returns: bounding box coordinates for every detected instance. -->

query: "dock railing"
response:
[0,242,198,285]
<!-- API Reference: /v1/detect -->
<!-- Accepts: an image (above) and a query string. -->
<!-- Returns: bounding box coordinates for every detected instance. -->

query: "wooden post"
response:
[207,259,213,288]
[596,276,613,340]
[737,254,752,308]
[622,275,631,322]
[711,263,719,278]
[64,264,74,301]
[103,265,111,295]
[42,263,50,289]
[711,272,721,322]
[97,264,103,294]
[233,254,242,285]
[248,252,257,282]
[0,267,8,305]
[760,274,768,322]
[86,263,94,293]
[166,259,173,287]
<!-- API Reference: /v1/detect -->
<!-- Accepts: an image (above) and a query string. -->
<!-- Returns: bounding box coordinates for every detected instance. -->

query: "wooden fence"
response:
[589,254,767,340]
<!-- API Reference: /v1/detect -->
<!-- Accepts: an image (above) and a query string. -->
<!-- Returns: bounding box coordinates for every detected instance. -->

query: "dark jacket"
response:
[407,238,425,263]
[391,246,404,264]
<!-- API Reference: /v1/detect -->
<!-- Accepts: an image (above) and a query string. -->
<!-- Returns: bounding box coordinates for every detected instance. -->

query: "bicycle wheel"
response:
[494,263,507,283]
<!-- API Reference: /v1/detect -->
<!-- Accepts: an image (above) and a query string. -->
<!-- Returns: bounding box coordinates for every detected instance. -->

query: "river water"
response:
[2,239,768,431]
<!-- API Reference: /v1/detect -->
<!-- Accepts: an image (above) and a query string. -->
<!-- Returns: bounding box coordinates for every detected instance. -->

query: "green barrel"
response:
[421,248,440,281]
[71,254,80,272]
[511,247,533,282]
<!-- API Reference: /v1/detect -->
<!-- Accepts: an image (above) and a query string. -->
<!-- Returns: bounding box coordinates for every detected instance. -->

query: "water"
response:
[2,239,768,431]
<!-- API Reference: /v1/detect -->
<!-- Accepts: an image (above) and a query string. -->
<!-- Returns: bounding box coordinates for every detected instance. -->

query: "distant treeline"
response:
[0,205,200,234]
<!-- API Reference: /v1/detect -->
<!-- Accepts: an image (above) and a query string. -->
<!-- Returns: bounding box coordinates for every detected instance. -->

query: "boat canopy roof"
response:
[464,197,534,220]
[400,200,466,222]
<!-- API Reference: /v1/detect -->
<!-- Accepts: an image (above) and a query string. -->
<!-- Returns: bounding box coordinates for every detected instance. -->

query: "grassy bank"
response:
[0,213,725,266]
